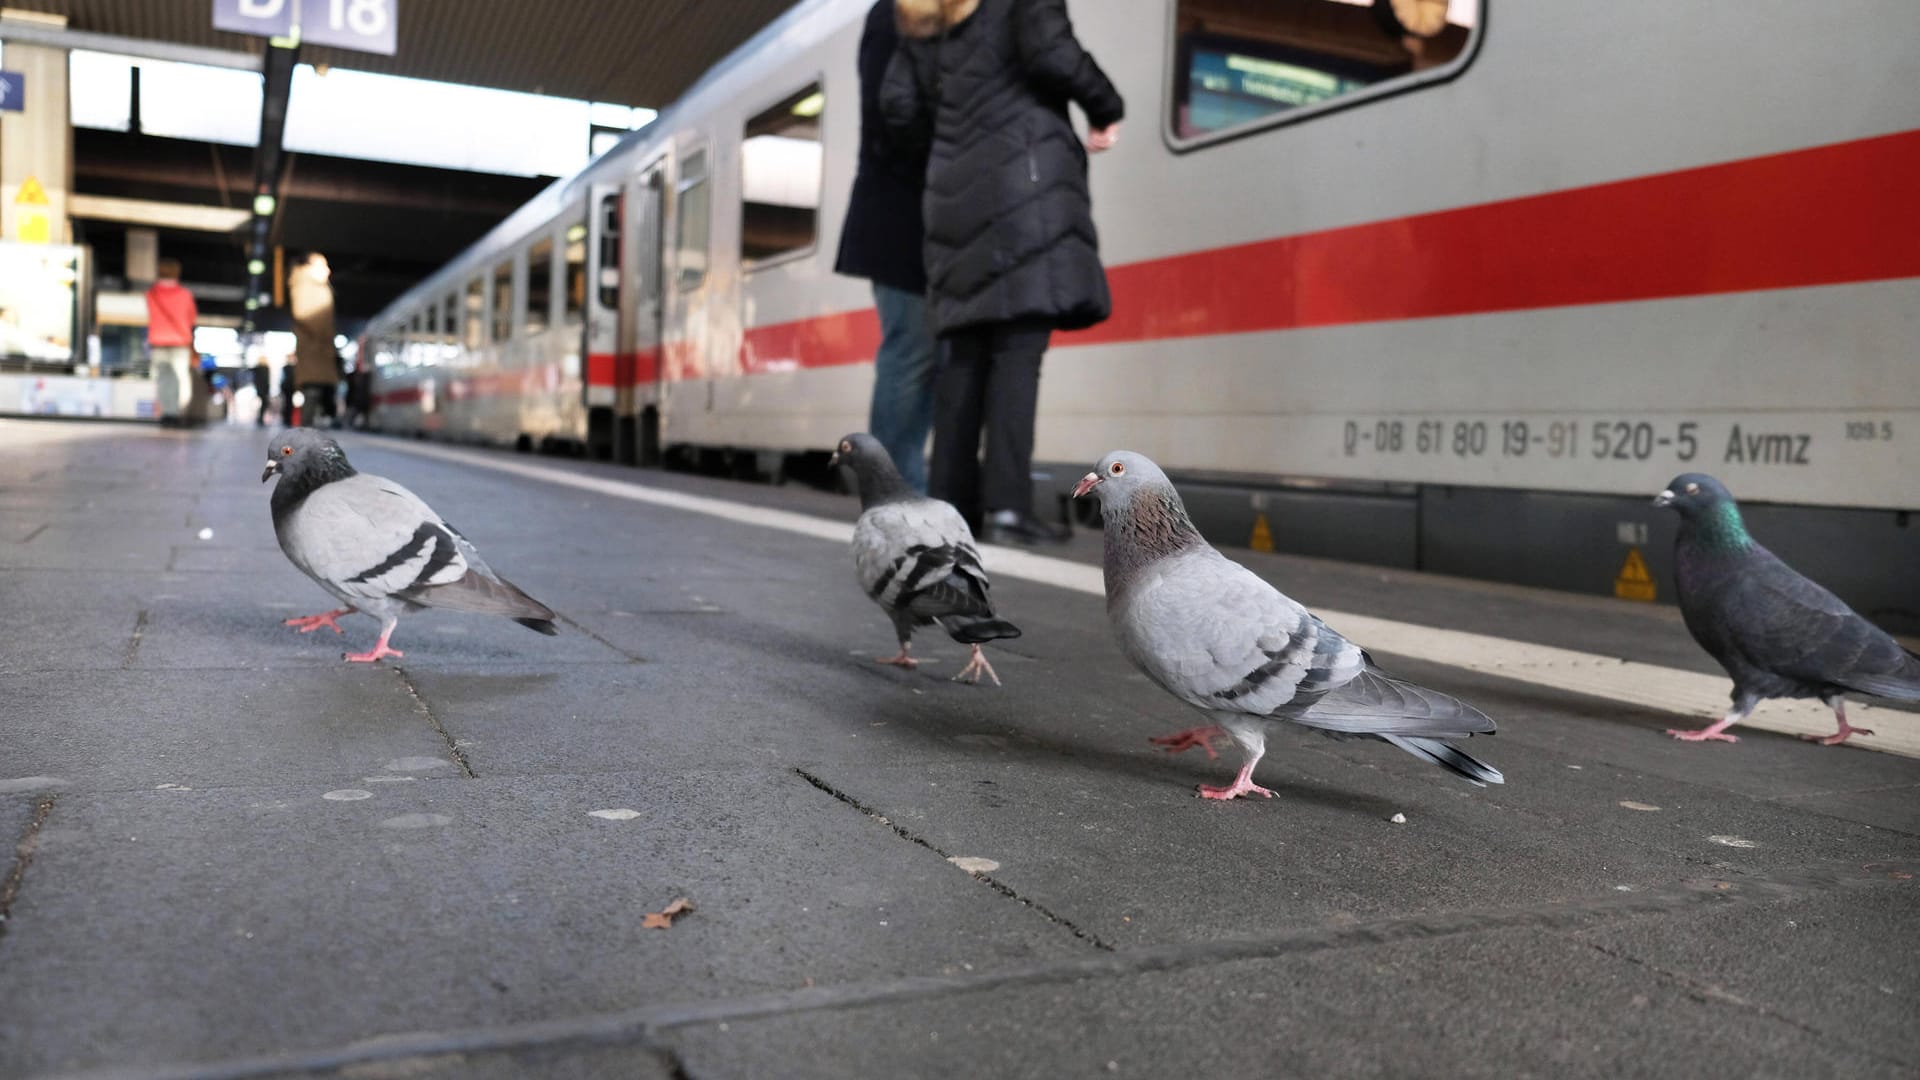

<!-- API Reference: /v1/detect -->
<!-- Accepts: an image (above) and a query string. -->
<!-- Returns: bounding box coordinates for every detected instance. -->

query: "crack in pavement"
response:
[0,795,55,944]
[391,666,477,779]
[794,766,1116,952]
[42,860,1913,1080]
[552,611,648,663]
[120,610,149,669]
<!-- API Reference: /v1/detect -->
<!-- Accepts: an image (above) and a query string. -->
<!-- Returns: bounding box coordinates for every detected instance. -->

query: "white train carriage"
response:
[364,0,1920,623]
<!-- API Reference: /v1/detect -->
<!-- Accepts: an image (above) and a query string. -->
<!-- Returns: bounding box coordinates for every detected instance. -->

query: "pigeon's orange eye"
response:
[1685,482,1699,494]
[281,446,293,456]
[1109,461,1125,476]
[839,441,850,454]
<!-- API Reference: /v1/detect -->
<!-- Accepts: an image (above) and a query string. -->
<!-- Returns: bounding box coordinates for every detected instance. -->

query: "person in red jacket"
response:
[145,258,199,425]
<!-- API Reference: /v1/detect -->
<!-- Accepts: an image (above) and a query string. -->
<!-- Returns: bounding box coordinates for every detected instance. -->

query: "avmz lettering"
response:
[1722,425,1810,466]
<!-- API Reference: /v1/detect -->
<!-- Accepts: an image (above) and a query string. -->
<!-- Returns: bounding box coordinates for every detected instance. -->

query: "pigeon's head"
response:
[830,432,910,506]
[1652,473,1735,517]
[1072,451,1171,508]
[263,429,351,485]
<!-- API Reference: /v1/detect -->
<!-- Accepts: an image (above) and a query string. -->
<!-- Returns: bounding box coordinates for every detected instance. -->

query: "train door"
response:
[583,181,622,459]
[621,160,668,466]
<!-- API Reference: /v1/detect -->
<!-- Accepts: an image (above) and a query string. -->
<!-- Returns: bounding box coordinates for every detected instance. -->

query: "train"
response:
[361,0,1920,628]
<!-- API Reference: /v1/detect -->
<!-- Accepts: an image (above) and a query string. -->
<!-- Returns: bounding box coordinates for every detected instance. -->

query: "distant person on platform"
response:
[882,0,1123,545]
[144,258,199,427]
[251,360,272,427]
[833,0,935,492]
[289,252,340,429]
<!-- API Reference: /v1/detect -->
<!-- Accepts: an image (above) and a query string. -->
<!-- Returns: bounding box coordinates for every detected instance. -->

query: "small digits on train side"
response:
[833,432,1021,685]
[1654,472,1920,745]
[263,430,558,663]
[1073,450,1502,800]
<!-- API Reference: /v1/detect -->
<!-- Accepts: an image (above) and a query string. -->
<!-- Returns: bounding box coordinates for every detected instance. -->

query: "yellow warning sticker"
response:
[1614,547,1655,602]
[14,175,47,206]
[16,210,47,243]
[1249,513,1274,553]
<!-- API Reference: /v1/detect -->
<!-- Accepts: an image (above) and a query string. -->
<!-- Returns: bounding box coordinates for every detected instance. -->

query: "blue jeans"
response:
[868,283,936,493]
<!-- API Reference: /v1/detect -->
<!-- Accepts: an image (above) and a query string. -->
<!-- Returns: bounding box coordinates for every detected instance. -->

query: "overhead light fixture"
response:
[245,297,258,310]
[253,194,276,216]
[566,224,587,243]
[790,91,824,118]
[247,258,266,275]
[67,194,250,233]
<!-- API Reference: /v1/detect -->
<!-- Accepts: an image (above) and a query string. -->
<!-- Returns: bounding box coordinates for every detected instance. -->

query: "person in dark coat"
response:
[250,360,271,427]
[835,0,938,492]
[882,0,1122,544]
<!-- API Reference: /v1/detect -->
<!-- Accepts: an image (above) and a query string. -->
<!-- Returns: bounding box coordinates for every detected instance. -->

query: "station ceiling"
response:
[5,0,802,106]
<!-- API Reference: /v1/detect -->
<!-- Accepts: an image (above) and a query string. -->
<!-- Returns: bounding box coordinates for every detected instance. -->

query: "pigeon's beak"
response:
[1652,489,1674,508]
[262,461,280,483]
[827,451,841,469]
[1071,472,1102,499]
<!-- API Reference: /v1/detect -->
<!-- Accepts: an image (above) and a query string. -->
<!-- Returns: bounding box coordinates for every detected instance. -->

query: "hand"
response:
[1087,122,1120,152]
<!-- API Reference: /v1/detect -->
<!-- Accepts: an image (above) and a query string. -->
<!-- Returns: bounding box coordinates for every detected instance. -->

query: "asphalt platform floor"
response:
[2,418,1917,1079]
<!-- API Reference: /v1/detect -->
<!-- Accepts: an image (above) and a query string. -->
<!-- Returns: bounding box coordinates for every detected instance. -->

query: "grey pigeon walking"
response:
[263,429,557,663]
[1073,451,1502,800]
[1654,472,1919,745]
[832,433,1020,684]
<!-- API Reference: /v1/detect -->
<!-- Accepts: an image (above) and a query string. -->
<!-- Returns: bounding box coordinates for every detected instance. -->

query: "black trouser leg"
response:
[929,328,991,529]
[980,321,1051,518]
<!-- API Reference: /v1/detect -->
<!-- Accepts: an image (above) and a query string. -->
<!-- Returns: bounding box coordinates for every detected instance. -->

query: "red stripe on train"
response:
[389,127,1920,402]
[586,349,661,388]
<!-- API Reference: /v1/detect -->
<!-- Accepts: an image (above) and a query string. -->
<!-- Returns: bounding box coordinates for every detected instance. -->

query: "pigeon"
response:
[1654,472,1919,745]
[262,429,557,662]
[831,433,1020,684]
[1073,451,1502,800]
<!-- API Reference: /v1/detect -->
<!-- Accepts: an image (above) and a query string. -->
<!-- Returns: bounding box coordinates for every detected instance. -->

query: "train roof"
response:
[364,0,867,337]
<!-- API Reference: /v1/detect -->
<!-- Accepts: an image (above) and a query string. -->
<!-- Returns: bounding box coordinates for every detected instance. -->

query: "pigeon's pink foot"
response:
[1666,727,1739,743]
[1197,761,1275,801]
[343,642,404,664]
[285,608,353,635]
[343,624,403,664]
[953,644,1001,686]
[1801,725,1872,746]
[1150,725,1226,760]
[875,646,918,669]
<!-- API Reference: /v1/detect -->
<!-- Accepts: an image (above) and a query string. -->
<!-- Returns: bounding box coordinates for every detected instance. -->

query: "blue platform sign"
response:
[0,71,24,114]
[212,0,295,39]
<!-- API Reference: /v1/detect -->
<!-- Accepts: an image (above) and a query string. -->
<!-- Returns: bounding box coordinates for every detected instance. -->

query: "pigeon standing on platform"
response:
[1073,451,1502,800]
[832,433,1020,685]
[1654,473,1920,745]
[263,430,557,662]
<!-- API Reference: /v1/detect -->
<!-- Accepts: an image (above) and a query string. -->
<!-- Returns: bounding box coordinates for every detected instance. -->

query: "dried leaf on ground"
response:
[644,896,695,930]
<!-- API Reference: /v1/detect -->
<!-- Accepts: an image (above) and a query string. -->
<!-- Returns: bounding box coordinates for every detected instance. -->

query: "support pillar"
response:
[0,35,72,246]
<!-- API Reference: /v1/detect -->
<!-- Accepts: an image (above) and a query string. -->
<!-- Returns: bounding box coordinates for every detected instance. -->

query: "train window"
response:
[442,293,458,349]
[741,82,824,268]
[675,148,710,291]
[423,306,438,361]
[596,194,620,309]
[564,215,587,325]
[1168,0,1479,148]
[491,259,514,343]
[464,278,485,350]
[527,236,553,335]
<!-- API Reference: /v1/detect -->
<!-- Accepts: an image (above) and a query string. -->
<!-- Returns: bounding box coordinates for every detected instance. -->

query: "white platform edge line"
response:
[371,438,1920,760]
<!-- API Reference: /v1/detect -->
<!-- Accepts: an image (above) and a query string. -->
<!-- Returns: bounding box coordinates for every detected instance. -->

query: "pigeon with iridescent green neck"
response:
[1655,472,1920,745]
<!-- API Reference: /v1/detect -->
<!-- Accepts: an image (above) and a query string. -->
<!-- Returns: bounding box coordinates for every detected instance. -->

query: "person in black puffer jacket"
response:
[881,0,1122,544]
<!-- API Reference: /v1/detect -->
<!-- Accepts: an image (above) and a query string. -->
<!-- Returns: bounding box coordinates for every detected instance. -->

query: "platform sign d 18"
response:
[211,0,397,56]
[0,71,25,113]
[299,0,398,56]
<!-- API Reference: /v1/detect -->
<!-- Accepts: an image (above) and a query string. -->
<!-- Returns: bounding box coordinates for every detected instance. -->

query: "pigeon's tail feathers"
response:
[938,614,1021,644]
[405,569,556,625]
[1292,669,1497,738]
[1378,734,1505,786]
[514,616,560,636]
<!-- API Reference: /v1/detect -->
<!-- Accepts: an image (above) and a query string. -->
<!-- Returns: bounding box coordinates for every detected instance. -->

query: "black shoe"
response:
[982,513,1069,546]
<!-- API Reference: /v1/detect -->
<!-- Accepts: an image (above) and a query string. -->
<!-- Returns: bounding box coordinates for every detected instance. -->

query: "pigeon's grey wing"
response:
[1295,663,1498,737]
[285,475,468,601]
[854,501,992,619]
[1733,549,1920,700]
[1116,550,1364,716]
